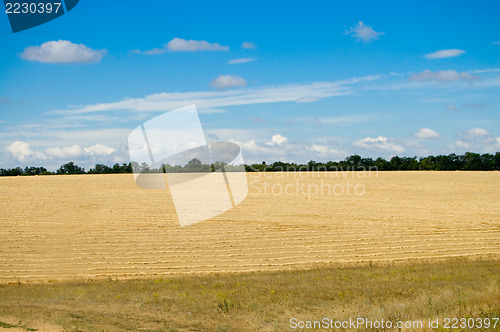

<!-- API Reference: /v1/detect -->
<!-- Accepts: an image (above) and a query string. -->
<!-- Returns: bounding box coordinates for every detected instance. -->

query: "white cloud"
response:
[447,104,459,111]
[42,143,117,159]
[454,140,470,149]
[270,134,287,146]
[415,128,441,139]
[492,41,500,46]
[462,128,489,138]
[210,74,247,90]
[20,40,106,63]
[3,141,113,167]
[7,141,35,161]
[315,114,377,125]
[409,69,479,84]
[353,136,405,154]
[424,49,465,59]
[467,68,500,74]
[452,128,499,153]
[225,134,348,164]
[241,42,256,50]
[51,75,382,115]
[306,144,346,158]
[197,108,226,114]
[228,58,256,64]
[45,145,84,158]
[345,21,383,43]
[143,47,167,55]
[83,144,116,156]
[131,38,229,54]
[168,38,229,51]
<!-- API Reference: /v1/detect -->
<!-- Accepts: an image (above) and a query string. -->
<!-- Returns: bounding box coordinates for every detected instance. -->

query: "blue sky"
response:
[1,0,499,169]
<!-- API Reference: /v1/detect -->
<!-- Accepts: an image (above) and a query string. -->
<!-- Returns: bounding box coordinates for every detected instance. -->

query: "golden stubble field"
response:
[0,171,499,282]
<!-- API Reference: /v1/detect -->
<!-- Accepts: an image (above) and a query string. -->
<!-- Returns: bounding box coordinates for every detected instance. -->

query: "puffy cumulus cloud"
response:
[132,38,229,54]
[270,134,287,146]
[461,127,489,138]
[424,49,465,59]
[21,40,106,63]
[454,140,470,149]
[43,143,116,159]
[210,74,247,90]
[226,134,347,164]
[353,136,405,154]
[241,41,256,50]
[451,128,499,153]
[409,69,479,84]
[6,141,43,162]
[345,21,384,43]
[45,145,84,158]
[228,58,256,64]
[414,128,441,139]
[83,144,116,156]
[168,38,228,52]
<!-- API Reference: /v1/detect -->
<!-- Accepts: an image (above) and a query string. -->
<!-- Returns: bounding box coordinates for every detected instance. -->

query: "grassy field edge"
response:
[0,257,498,331]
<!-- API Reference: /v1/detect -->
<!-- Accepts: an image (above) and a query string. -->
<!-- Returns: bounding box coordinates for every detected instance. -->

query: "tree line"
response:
[246,152,500,172]
[1,152,499,177]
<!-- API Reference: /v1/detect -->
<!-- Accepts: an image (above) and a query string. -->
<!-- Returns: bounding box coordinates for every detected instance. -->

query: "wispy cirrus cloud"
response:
[50,75,383,115]
[424,49,465,59]
[21,40,106,63]
[248,116,266,124]
[462,103,490,110]
[295,114,377,128]
[409,69,479,84]
[344,21,384,43]
[228,58,256,64]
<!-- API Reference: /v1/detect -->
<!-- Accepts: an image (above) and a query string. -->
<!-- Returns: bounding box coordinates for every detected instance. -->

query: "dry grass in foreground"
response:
[0,257,498,331]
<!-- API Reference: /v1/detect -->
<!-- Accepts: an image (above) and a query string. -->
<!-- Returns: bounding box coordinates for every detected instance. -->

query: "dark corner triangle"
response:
[64,0,79,12]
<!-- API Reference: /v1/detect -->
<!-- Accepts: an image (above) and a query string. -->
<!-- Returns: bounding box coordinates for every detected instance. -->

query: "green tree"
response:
[56,162,85,174]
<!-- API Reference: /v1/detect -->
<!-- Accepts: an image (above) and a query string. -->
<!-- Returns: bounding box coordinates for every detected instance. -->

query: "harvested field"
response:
[0,171,499,282]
